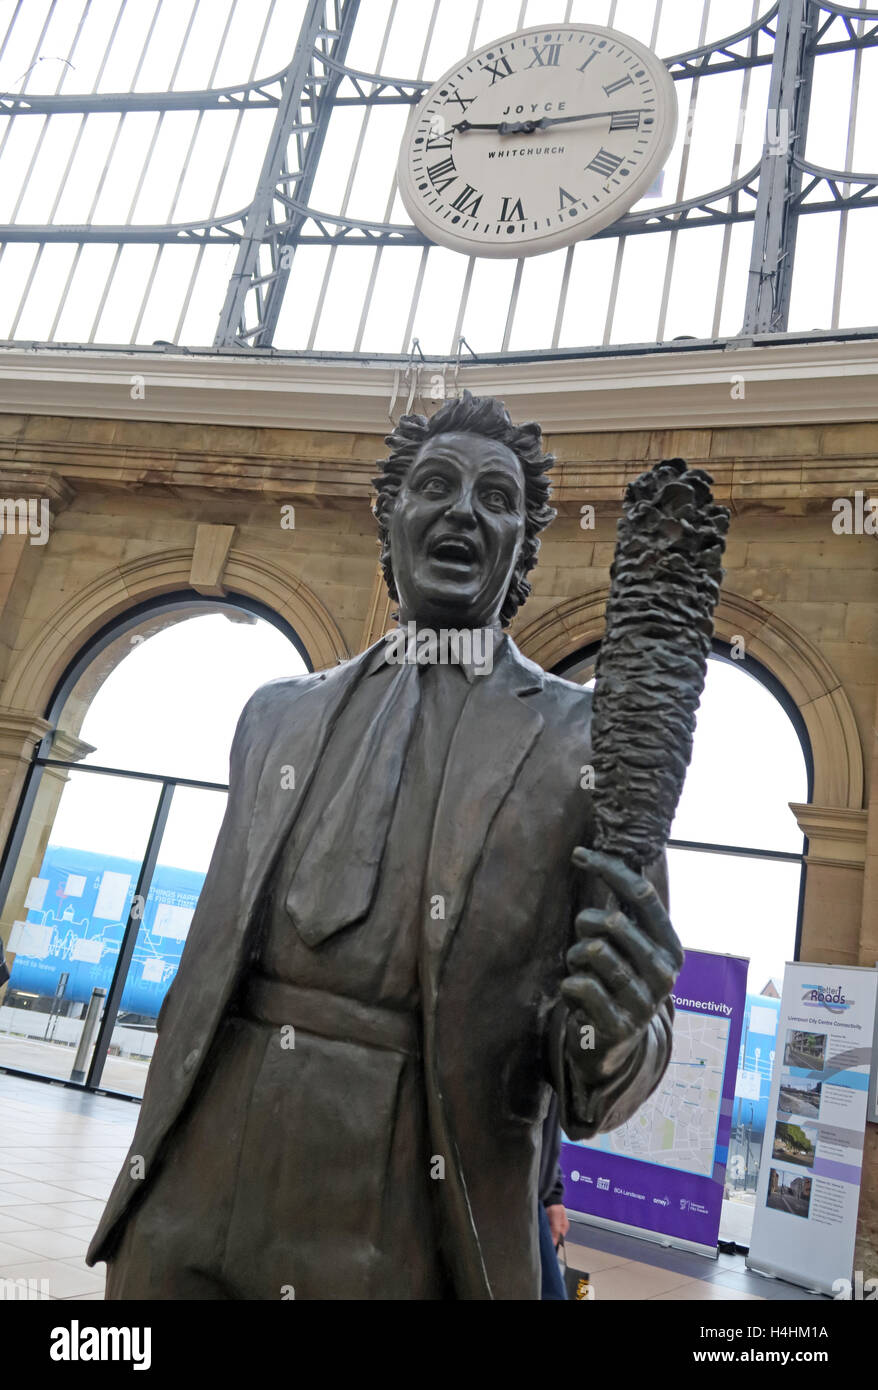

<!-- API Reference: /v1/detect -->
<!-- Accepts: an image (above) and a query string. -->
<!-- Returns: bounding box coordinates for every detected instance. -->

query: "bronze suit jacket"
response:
[87,637,674,1298]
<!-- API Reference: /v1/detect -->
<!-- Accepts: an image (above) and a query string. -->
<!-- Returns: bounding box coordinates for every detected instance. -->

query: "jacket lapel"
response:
[242,645,380,911]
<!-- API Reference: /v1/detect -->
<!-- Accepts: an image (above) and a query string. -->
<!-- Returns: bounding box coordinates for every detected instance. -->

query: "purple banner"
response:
[560,949,748,1251]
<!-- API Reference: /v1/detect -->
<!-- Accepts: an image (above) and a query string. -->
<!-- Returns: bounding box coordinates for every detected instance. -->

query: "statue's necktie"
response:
[285,657,423,947]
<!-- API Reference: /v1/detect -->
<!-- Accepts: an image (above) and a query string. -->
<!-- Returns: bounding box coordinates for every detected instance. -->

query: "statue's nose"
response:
[443,489,478,525]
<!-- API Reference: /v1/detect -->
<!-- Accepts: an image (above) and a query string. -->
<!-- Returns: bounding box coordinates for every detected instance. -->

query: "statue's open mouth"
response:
[430,535,479,566]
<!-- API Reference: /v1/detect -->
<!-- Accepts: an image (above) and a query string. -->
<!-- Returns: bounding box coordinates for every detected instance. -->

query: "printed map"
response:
[575,1010,729,1177]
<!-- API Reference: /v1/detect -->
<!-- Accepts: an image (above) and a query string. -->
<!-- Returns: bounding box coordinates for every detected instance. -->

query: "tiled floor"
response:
[0,1072,136,1299]
[0,1071,830,1301]
[563,1219,829,1301]
[0,1033,149,1093]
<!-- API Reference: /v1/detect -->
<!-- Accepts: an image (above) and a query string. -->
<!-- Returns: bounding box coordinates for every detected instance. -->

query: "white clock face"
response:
[397,23,677,258]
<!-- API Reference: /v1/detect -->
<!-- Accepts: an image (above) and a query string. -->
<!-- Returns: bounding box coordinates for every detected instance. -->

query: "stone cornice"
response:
[0,345,875,508]
[0,340,877,434]
[47,729,95,762]
[0,424,876,512]
[790,802,868,868]
[0,707,53,761]
[0,466,75,510]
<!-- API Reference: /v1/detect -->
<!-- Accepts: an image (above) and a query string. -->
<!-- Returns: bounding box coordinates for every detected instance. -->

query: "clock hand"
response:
[502,108,647,133]
[539,107,647,128]
[453,109,646,135]
[451,120,510,132]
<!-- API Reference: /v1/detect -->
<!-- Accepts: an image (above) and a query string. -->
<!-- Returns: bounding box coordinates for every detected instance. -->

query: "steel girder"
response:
[810,0,878,51]
[0,60,428,118]
[8,154,877,252]
[0,74,289,116]
[212,0,361,348]
[664,3,781,79]
[743,0,816,333]
[739,0,878,333]
[1,0,877,349]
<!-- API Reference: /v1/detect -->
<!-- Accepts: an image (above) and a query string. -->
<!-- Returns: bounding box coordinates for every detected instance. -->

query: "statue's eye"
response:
[483,488,512,510]
[420,475,450,497]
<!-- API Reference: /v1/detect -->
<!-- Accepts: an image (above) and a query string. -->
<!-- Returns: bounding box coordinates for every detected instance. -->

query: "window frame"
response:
[0,590,310,1098]
[551,636,812,966]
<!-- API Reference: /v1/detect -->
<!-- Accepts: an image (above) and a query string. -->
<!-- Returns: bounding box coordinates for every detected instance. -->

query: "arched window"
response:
[0,595,308,1099]
[555,642,811,1246]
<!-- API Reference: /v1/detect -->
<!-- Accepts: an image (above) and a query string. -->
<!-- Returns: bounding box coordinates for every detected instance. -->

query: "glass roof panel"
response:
[0,0,874,353]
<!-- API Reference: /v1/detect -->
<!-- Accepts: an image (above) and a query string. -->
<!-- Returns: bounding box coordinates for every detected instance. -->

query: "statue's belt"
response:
[241,973,421,1058]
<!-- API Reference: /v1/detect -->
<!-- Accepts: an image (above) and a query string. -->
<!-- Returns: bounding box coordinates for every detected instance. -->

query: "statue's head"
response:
[373,392,555,630]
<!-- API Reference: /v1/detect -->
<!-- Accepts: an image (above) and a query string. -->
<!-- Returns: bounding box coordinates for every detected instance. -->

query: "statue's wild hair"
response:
[373,390,556,627]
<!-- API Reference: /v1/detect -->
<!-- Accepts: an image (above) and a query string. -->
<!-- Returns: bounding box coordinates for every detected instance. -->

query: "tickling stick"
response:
[590,458,730,872]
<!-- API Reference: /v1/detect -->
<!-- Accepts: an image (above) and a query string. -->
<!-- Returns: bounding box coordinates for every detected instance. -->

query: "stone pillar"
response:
[0,709,51,1005]
[853,680,878,1281]
[790,804,867,967]
[0,728,94,1004]
[0,466,76,859]
[789,801,877,1279]
[0,469,75,688]
[3,731,95,921]
[0,707,53,855]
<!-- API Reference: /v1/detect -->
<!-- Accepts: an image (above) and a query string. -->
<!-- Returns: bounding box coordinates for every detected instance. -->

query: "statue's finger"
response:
[567,936,630,992]
[567,938,657,1024]
[573,906,630,940]
[571,910,680,999]
[560,973,629,1047]
[572,846,683,967]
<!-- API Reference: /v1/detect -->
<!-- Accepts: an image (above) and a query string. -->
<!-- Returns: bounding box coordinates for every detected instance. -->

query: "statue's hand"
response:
[561,847,683,1084]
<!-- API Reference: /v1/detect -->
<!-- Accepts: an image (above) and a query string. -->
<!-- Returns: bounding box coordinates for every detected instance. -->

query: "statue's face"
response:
[389,431,526,628]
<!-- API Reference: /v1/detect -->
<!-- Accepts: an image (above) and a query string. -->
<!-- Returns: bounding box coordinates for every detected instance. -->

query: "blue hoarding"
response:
[7,845,204,1018]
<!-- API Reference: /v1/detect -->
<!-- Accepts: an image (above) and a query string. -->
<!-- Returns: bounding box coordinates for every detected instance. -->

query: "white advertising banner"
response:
[747,961,878,1296]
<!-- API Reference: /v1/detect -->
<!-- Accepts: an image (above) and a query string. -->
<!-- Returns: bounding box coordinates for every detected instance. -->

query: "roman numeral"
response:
[428,156,457,193]
[610,110,641,132]
[604,74,635,97]
[484,55,513,83]
[443,88,474,114]
[499,196,525,221]
[450,183,483,216]
[558,187,578,210]
[587,148,624,178]
[577,52,597,72]
[425,117,453,150]
[527,43,561,68]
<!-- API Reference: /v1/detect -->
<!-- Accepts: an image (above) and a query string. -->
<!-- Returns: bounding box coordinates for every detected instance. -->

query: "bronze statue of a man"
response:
[88,392,682,1300]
